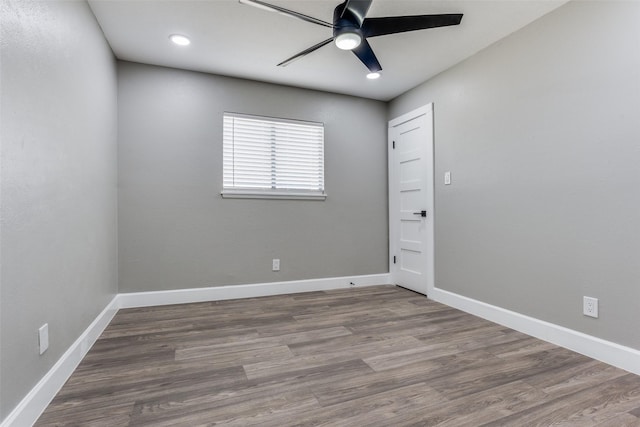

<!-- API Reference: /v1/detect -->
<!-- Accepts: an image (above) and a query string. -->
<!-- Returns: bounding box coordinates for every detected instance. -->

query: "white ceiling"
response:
[88,0,568,101]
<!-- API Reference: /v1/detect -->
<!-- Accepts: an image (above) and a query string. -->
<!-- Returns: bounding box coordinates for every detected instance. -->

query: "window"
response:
[222,112,326,200]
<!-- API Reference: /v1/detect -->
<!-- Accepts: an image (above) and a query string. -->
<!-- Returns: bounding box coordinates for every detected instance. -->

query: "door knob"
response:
[413,210,427,217]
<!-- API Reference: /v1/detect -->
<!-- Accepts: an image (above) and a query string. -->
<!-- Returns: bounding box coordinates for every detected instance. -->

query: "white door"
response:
[388,104,434,295]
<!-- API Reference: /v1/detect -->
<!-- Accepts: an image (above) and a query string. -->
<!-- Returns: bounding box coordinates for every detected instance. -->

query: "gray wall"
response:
[118,61,388,292]
[390,1,640,350]
[0,0,118,419]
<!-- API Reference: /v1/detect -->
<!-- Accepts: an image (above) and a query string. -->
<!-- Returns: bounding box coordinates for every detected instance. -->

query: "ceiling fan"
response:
[239,0,463,78]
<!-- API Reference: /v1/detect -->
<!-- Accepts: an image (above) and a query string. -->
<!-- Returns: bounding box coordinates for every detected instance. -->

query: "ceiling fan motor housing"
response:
[333,3,363,50]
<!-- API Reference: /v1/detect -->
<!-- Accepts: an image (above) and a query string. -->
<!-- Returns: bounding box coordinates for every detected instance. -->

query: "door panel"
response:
[389,105,434,295]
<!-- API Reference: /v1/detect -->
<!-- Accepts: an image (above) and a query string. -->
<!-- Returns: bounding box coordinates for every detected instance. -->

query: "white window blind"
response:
[222,112,326,200]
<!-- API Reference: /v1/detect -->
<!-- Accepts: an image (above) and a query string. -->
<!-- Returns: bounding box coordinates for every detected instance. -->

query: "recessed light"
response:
[169,34,190,46]
[366,72,381,80]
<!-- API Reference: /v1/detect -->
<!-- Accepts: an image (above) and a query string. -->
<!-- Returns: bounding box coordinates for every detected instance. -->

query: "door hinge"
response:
[393,256,396,264]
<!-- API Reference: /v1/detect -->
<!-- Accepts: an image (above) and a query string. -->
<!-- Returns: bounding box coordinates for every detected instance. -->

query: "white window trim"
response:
[222,112,326,201]
[221,189,327,200]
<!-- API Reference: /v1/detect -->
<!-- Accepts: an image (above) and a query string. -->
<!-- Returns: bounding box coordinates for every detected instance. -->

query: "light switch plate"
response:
[39,324,49,355]
[444,171,451,185]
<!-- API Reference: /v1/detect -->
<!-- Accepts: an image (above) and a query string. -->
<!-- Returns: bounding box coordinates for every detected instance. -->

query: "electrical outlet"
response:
[583,296,598,318]
[39,324,49,355]
[272,259,280,271]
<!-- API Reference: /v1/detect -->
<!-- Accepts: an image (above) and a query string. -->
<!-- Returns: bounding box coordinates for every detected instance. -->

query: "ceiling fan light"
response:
[169,34,191,46]
[366,72,381,80]
[335,32,361,50]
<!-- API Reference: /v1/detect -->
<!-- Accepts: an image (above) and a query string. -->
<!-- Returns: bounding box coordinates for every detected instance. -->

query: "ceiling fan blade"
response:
[239,0,334,28]
[352,38,382,73]
[277,38,334,67]
[362,14,463,38]
[339,0,373,27]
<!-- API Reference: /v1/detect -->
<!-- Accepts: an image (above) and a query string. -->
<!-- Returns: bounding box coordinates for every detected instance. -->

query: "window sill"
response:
[221,190,327,201]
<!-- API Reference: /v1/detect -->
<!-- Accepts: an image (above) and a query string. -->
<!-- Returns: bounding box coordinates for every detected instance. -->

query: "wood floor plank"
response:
[291,382,447,427]
[364,380,546,427]
[35,285,640,426]
[481,374,640,426]
[288,334,425,358]
[47,365,247,414]
[485,334,558,358]
[130,390,321,427]
[36,402,135,427]
[428,348,589,400]
[525,359,630,400]
[175,343,293,364]
[363,344,496,373]
[594,413,640,427]
[243,352,369,381]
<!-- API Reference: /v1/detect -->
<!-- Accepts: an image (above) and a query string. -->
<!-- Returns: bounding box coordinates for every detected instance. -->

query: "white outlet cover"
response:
[444,171,451,185]
[272,259,280,271]
[39,323,49,355]
[583,296,599,318]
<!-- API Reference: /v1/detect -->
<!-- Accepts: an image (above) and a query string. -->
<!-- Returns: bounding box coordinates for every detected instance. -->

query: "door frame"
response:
[388,103,435,296]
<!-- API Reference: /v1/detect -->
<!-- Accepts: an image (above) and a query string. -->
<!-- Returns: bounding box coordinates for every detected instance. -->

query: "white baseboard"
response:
[117,273,392,309]
[430,287,640,376]
[1,296,120,427]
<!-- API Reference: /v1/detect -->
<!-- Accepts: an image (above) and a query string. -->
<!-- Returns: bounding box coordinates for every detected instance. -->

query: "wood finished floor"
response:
[36,285,640,426]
